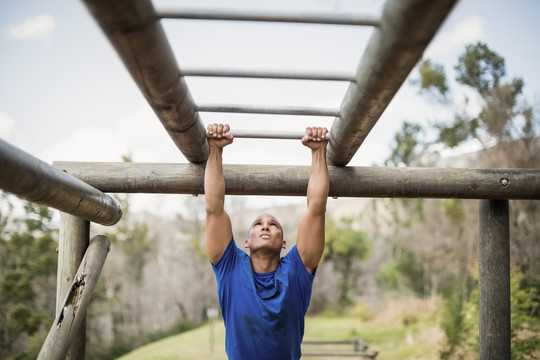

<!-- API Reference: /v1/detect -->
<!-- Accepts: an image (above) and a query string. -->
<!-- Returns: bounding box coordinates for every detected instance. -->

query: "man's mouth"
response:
[260,234,270,239]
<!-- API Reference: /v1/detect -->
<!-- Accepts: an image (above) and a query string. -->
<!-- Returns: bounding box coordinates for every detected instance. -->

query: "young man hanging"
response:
[204,123,329,360]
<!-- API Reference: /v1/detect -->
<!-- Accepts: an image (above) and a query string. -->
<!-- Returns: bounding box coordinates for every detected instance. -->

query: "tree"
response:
[0,196,58,360]
[323,216,370,309]
[385,121,427,167]
[441,266,540,359]
[413,42,540,358]
[420,42,538,162]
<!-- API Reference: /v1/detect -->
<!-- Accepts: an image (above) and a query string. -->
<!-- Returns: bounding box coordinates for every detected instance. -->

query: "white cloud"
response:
[9,14,56,41]
[427,16,486,60]
[42,126,128,163]
[0,112,15,137]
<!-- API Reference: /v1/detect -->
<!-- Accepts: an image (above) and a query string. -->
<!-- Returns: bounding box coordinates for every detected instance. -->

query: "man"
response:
[204,123,329,360]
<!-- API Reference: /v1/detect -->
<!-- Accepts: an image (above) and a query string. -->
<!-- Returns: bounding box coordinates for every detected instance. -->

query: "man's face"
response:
[246,214,285,252]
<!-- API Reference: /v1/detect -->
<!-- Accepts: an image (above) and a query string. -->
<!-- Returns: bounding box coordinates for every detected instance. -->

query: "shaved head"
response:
[248,214,283,240]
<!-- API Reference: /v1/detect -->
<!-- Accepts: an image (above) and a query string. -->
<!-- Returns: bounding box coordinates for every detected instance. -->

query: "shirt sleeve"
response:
[211,237,241,280]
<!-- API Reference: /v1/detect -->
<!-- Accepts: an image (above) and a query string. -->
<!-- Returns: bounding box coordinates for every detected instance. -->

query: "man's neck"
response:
[250,251,280,273]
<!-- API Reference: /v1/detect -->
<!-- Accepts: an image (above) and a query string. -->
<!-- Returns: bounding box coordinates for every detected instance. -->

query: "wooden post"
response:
[56,214,90,359]
[39,235,111,360]
[478,200,510,359]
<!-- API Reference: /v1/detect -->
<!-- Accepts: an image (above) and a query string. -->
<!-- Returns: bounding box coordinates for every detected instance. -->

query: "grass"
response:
[117,298,444,360]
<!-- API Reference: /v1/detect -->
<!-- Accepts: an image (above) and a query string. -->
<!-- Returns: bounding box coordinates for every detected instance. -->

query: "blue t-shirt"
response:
[212,237,315,360]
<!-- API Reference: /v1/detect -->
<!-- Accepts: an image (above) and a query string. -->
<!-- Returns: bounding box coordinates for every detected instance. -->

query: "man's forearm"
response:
[307,147,329,213]
[205,145,226,212]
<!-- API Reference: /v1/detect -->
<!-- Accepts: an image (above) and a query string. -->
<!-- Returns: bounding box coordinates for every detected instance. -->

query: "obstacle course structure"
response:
[0,0,538,358]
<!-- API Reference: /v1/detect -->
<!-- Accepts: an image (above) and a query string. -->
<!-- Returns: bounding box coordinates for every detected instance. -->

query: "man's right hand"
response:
[207,123,234,148]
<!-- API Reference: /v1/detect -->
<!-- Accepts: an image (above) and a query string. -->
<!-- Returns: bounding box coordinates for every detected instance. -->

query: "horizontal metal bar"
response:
[156,8,381,26]
[301,352,376,358]
[181,68,356,82]
[0,139,122,226]
[303,340,363,345]
[206,130,330,140]
[52,162,540,200]
[197,103,341,117]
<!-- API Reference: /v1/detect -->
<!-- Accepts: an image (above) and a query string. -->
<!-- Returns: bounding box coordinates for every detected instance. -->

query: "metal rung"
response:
[156,8,381,27]
[182,68,356,82]
[197,103,340,117]
[206,129,330,140]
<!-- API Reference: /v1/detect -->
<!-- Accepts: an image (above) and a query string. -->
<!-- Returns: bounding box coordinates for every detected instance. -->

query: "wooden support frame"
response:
[56,214,90,359]
[327,0,458,166]
[15,0,532,357]
[82,0,209,163]
[38,235,111,360]
[53,162,540,200]
[479,200,511,359]
[0,139,122,226]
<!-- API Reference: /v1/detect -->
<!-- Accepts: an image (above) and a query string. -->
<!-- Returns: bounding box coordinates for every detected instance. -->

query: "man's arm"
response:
[296,127,329,274]
[205,123,234,264]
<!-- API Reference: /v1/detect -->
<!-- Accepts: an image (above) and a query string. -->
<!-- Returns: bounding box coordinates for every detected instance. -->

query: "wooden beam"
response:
[56,215,90,360]
[0,139,122,226]
[38,235,111,360]
[478,200,511,359]
[327,0,458,166]
[82,0,208,163]
[53,162,540,200]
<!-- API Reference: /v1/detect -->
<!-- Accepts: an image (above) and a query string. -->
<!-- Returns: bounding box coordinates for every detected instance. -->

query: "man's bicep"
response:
[206,210,233,264]
[296,210,326,274]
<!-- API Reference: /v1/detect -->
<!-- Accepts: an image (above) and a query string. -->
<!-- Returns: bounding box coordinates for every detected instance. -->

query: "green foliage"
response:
[378,261,401,292]
[418,59,449,99]
[442,199,465,224]
[418,41,537,152]
[323,216,370,308]
[455,42,506,96]
[386,121,425,167]
[324,217,369,260]
[439,278,468,359]
[0,197,57,359]
[437,114,479,148]
[440,266,540,359]
[378,249,425,297]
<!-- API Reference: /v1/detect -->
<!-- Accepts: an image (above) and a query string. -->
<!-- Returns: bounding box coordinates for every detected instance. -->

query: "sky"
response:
[1,0,539,216]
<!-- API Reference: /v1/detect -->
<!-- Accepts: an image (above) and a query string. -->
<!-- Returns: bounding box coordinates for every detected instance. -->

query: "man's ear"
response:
[244,239,250,248]
[281,240,287,249]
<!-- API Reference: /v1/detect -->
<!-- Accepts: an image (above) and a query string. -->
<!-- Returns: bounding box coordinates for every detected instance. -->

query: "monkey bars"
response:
[0,0,528,358]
